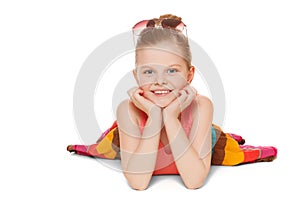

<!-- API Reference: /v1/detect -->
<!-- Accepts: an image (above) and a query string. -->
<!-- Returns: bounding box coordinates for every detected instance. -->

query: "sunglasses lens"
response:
[132,18,187,38]
[161,19,182,29]
[133,20,149,29]
[146,20,155,28]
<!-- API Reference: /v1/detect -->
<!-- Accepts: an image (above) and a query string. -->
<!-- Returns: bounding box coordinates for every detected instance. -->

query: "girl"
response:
[116,14,213,190]
[67,14,277,190]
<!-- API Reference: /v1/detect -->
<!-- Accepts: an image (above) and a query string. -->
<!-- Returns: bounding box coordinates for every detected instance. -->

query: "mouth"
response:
[151,89,173,97]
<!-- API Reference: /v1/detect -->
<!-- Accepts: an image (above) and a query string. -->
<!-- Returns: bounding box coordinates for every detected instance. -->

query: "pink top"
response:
[139,102,194,175]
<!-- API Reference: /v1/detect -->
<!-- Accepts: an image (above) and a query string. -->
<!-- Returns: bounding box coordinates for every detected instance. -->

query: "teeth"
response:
[154,90,169,94]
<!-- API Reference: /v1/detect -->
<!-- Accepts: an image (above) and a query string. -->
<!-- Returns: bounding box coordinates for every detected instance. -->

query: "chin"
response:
[154,101,170,108]
[143,91,177,108]
[149,96,176,108]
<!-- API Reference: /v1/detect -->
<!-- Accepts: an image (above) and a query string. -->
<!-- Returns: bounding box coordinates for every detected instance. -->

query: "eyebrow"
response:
[137,65,153,70]
[168,63,182,67]
[168,64,183,68]
[137,64,183,70]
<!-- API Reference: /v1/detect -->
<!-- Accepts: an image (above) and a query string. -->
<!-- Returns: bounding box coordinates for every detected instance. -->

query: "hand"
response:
[127,87,161,116]
[163,85,197,119]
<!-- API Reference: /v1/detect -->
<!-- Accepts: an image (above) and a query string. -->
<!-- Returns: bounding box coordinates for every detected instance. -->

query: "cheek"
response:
[139,84,150,91]
[167,74,188,89]
[139,84,152,98]
[137,76,156,87]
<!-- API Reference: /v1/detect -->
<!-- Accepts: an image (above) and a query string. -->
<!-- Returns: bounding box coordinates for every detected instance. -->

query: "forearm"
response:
[123,136,160,190]
[125,132,160,173]
[122,110,162,188]
[164,117,211,188]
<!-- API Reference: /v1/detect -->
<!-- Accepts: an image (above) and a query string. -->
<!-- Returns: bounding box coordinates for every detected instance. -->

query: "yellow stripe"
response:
[222,133,244,166]
[96,130,117,159]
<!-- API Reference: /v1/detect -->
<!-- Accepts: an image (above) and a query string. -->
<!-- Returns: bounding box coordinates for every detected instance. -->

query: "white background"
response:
[1,0,299,199]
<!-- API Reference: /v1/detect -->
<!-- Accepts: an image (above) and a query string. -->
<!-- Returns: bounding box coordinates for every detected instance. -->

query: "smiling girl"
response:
[116,14,213,190]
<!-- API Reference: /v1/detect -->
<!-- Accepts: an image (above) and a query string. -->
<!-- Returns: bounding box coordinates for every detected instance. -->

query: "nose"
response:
[155,74,167,85]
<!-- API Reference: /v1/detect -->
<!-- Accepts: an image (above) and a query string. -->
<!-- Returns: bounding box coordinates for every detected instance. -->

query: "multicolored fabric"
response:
[67,121,277,167]
[211,124,277,165]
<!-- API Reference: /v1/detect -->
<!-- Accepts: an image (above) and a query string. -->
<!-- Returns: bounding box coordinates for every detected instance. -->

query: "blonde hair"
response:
[135,14,192,68]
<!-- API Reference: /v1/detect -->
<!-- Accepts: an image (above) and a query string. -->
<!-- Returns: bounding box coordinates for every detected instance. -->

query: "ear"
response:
[132,69,139,85]
[187,66,195,83]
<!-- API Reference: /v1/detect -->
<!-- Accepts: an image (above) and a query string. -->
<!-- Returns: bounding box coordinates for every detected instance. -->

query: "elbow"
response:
[183,172,209,189]
[124,173,151,190]
[129,182,149,191]
[184,179,205,190]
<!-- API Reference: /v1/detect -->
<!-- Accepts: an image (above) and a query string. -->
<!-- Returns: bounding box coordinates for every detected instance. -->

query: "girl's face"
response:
[134,45,194,107]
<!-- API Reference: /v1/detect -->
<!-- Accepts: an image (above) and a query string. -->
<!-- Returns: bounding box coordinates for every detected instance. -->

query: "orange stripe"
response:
[222,133,244,166]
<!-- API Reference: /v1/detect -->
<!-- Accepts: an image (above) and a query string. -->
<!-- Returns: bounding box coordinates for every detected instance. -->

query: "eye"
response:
[143,69,153,74]
[167,68,178,74]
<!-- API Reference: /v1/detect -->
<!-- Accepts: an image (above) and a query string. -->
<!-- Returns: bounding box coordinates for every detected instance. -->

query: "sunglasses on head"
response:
[132,18,186,36]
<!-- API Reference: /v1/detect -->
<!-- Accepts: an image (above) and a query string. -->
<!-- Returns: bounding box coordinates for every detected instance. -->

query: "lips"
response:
[151,89,172,96]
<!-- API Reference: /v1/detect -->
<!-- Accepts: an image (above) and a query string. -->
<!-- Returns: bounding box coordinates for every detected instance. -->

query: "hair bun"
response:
[159,14,182,21]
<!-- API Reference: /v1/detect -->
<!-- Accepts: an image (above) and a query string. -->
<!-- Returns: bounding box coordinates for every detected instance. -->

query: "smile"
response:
[151,90,172,96]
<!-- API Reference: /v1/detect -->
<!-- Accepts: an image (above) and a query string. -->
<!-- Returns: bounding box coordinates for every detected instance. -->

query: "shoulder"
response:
[117,99,133,112]
[195,94,213,109]
[117,99,140,125]
[117,99,140,116]
[192,94,213,115]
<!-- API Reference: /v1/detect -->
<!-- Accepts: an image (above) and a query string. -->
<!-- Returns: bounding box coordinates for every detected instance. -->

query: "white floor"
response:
[60,146,290,199]
[1,124,294,200]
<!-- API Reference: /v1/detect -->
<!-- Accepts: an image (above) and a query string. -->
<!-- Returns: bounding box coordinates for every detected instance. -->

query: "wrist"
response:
[163,116,181,140]
[163,111,179,125]
[162,109,178,120]
[142,110,163,139]
[148,106,162,117]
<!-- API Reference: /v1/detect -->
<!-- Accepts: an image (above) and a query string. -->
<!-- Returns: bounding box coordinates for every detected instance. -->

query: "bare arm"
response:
[116,88,162,190]
[163,87,213,189]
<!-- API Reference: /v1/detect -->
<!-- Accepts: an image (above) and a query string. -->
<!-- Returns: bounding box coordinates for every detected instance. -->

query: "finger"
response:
[185,86,196,98]
[132,89,144,103]
[171,89,180,97]
[171,88,179,94]
[133,88,146,101]
[179,89,188,96]
[130,92,139,106]
[167,90,186,108]
[127,87,138,98]
[131,94,147,112]
[183,92,195,108]
[183,85,195,95]
[177,90,188,105]
[133,88,154,110]
[181,88,195,110]
[129,88,140,103]
[129,88,143,106]
[190,86,198,94]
